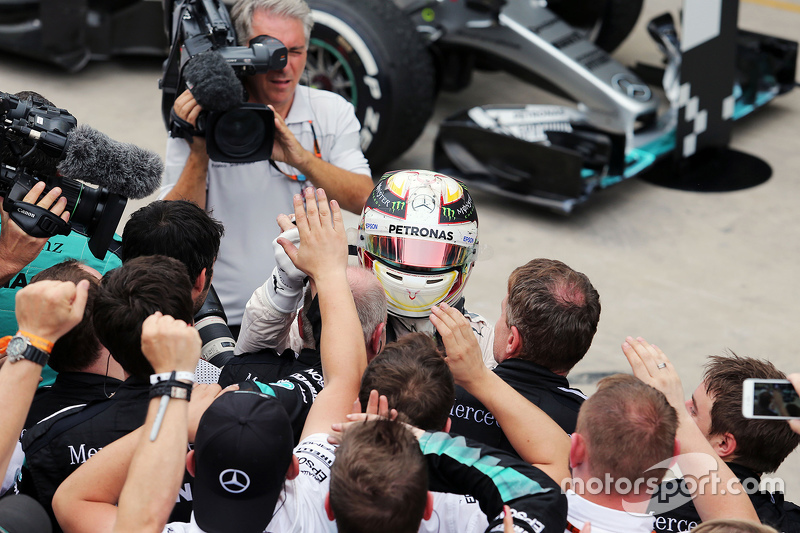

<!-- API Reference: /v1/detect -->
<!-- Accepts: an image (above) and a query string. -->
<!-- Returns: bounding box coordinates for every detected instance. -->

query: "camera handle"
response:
[169,107,204,141]
[3,197,71,238]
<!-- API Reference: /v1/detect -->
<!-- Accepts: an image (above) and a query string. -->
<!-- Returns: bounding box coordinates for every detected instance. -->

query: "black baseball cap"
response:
[0,494,52,533]
[192,390,294,533]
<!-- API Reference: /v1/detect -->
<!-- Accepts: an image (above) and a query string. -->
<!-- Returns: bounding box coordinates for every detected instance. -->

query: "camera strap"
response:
[169,107,204,141]
[3,197,71,238]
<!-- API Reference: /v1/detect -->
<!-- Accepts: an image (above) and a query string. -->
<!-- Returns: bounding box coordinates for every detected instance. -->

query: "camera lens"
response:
[211,108,267,159]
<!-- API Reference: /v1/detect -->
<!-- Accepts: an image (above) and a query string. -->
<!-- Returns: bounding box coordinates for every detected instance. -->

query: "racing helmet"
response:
[357,170,479,318]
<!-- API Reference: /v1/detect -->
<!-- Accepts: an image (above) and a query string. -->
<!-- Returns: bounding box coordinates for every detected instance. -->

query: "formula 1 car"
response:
[305,0,798,212]
[302,0,648,174]
[2,0,795,212]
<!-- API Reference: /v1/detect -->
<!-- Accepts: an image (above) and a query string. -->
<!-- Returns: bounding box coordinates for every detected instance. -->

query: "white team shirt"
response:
[565,490,657,533]
[162,433,487,533]
[161,86,371,325]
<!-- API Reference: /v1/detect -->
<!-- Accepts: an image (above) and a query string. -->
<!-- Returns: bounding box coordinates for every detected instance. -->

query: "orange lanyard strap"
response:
[0,336,10,355]
[270,120,322,182]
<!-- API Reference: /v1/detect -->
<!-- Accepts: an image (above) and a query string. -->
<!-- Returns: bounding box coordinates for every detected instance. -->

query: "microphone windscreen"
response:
[0,494,52,533]
[183,51,243,112]
[57,124,163,199]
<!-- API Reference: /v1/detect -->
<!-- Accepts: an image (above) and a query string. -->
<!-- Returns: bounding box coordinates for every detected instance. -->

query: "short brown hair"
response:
[93,256,194,379]
[576,374,677,486]
[32,260,101,373]
[505,258,600,373]
[692,519,778,533]
[703,354,800,473]
[358,333,454,431]
[330,419,428,533]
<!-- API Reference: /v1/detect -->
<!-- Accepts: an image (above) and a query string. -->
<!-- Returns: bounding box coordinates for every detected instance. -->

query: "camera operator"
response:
[161,0,374,335]
[0,91,123,382]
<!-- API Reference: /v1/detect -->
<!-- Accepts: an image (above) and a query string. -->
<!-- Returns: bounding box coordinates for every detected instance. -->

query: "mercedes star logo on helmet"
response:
[611,74,652,101]
[219,469,251,494]
[411,194,436,213]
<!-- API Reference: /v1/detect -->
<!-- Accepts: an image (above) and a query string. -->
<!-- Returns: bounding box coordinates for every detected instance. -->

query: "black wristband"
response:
[150,380,192,401]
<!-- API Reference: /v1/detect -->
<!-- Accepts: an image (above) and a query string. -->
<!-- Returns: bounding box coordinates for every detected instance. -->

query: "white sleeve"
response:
[159,136,192,199]
[235,280,299,355]
[421,492,488,533]
[466,312,497,370]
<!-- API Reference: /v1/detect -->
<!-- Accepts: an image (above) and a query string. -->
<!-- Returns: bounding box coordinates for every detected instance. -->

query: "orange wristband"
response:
[17,331,54,354]
[0,336,10,355]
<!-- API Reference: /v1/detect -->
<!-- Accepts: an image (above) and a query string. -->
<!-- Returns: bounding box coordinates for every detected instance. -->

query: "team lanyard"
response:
[269,120,322,182]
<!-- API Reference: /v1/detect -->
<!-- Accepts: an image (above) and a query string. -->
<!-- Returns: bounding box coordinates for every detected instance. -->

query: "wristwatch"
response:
[6,334,50,366]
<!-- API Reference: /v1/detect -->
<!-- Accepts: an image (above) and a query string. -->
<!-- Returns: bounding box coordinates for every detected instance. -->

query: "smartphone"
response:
[742,378,800,419]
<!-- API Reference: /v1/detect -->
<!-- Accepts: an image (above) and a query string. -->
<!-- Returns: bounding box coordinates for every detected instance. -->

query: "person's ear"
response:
[191,268,208,301]
[369,322,386,361]
[286,454,300,480]
[711,432,737,459]
[423,491,434,520]
[186,449,196,477]
[325,492,335,521]
[569,433,586,470]
[506,325,523,359]
[443,417,452,433]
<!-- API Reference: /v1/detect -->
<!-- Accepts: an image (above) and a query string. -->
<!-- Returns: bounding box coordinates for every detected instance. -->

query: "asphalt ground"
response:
[2,0,800,498]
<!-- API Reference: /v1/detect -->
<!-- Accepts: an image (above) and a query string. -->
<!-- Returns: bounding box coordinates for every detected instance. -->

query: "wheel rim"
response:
[306,38,359,108]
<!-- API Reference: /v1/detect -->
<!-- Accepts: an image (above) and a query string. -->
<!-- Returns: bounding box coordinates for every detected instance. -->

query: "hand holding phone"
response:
[742,378,800,420]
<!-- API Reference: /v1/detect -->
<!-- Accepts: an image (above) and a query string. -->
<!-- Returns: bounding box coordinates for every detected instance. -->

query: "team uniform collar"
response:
[495,358,570,386]
[566,490,656,533]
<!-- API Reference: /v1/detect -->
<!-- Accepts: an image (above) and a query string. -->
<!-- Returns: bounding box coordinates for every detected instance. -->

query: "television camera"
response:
[0,92,127,259]
[160,0,288,163]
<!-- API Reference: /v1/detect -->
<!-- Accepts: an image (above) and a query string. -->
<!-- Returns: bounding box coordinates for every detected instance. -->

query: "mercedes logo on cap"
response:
[219,469,251,494]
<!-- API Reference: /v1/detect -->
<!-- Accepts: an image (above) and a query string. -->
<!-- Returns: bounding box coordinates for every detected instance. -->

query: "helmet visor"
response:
[362,235,472,269]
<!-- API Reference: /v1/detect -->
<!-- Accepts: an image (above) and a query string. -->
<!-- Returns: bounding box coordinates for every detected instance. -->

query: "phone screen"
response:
[743,379,800,419]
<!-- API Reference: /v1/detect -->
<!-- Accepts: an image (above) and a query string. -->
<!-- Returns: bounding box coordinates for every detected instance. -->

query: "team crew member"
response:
[18,257,197,531]
[651,355,800,532]
[0,91,122,387]
[23,260,125,430]
[161,0,373,330]
[328,419,568,533]
[449,258,600,452]
[54,188,368,533]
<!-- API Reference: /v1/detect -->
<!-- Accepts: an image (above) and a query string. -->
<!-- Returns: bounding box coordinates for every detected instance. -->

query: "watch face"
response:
[6,336,28,357]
